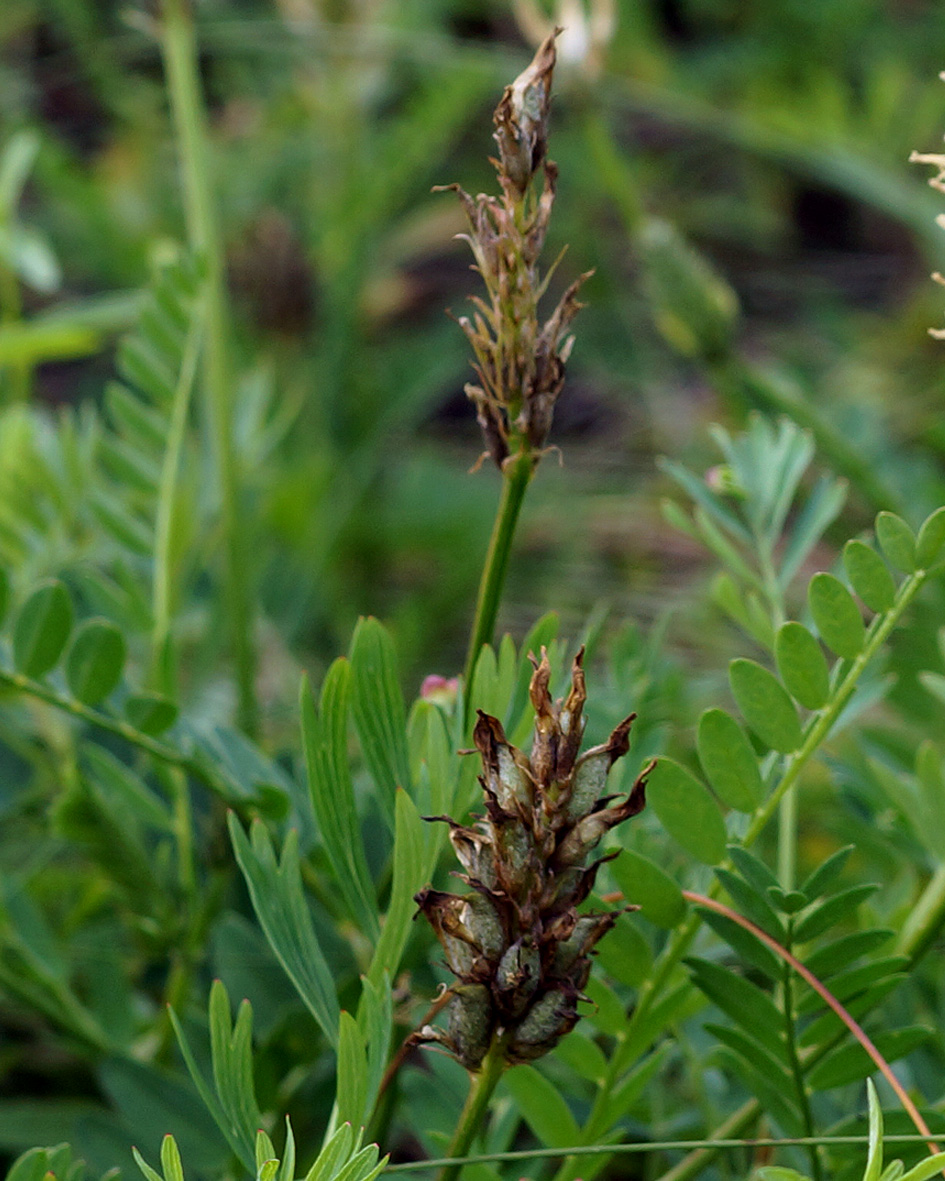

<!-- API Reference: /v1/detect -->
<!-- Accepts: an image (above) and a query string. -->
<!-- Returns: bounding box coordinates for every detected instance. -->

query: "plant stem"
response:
[0,664,229,799]
[159,0,258,736]
[436,1037,508,1181]
[152,304,203,695]
[463,449,534,709]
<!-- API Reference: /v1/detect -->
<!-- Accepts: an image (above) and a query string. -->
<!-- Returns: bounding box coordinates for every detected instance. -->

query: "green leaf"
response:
[336,1011,368,1130]
[12,579,73,677]
[802,929,894,979]
[796,956,908,1014]
[366,789,425,991]
[714,866,785,941]
[356,974,392,1121]
[696,707,764,811]
[792,883,878,943]
[917,506,945,568]
[305,1126,354,1181]
[208,981,261,1164]
[133,1147,165,1181]
[553,1030,606,1082]
[901,1153,945,1181]
[0,568,8,627]
[843,539,896,613]
[798,845,853,900]
[609,847,686,928]
[64,618,126,704]
[349,618,411,831]
[865,1079,884,1181]
[125,691,179,735]
[301,666,379,939]
[581,977,626,1036]
[808,572,865,659]
[646,757,726,865]
[161,1136,185,1181]
[779,474,847,589]
[775,622,830,710]
[593,914,652,986]
[728,845,780,895]
[503,1065,579,1149]
[705,1023,792,1088]
[875,511,916,573]
[228,816,340,1045]
[698,909,782,981]
[729,658,802,753]
[685,957,786,1060]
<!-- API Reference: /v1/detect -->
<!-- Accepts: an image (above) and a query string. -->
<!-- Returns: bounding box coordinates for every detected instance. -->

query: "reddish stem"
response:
[682,889,940,1157]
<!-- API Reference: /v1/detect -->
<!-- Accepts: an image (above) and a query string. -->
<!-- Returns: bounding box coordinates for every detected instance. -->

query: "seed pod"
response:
[420,984,495,1071]
[475,712,534,814]
[495,938,541,1017]
[552,913,617,977]
[564,713,636,823]
[507,987,578,1063]
[416,651,648,1072]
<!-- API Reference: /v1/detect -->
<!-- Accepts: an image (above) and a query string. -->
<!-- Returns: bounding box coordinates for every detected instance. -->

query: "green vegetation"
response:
[4,4,945,1181]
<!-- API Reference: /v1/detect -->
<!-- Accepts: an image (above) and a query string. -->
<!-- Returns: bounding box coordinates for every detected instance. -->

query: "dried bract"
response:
[415,649,651,1070]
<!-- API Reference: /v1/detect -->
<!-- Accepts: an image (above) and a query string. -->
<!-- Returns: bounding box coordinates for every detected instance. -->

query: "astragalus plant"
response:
[10,19,945,1181]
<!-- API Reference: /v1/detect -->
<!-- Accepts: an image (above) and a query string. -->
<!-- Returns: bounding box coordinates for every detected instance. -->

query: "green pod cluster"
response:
[415,648,650,1070]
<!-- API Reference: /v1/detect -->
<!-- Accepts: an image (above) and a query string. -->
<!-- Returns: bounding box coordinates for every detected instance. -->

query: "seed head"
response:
[438,31,591,471]
[415,649,650,1070]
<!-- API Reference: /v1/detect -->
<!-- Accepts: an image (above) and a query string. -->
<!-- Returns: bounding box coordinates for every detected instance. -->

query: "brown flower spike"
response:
[438,30,592,470]
[415,649,651,1069]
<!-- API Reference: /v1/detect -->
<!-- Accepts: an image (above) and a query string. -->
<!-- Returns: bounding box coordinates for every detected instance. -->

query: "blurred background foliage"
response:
[4,0,945,690]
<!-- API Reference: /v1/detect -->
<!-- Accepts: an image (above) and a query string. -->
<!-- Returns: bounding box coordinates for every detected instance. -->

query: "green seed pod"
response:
[507,987,578,1062]
[552,912,616,976]
[495,938,541,1017]
[440,984,495,1070]
[460,894,505,962]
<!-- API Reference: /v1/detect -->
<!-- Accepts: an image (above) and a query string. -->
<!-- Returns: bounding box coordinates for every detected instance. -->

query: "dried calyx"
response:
[438,30,591,471]
[415,649,651,1070]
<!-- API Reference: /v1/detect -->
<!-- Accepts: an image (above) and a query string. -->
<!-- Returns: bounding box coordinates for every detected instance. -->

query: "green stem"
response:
[0,665,230,799]
[782,956,822,1181]
[437,1037,508,1181]
[896,862,945,961]
[159,0,257,736]
[463,450,534,708]
[152,304,203,695]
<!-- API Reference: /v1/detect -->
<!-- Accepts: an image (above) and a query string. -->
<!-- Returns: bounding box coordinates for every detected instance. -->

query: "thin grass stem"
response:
[159,0,258,735]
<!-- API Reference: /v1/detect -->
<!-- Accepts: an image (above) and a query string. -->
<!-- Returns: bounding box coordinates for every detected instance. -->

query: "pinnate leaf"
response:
[875,511,916,572]
[686,956,786,1060]
[729,658,802,753]
[646,757,726,865]
[808,572,865,659]
[125,691,178,735]
[13,579,73,677]
[609,847,686,928]
[843,539,895,613]
[917,505,945,568]
[775,622,829,710]
[65,618,126,704]
[503,1064,580,1148]
[696,708,763,811]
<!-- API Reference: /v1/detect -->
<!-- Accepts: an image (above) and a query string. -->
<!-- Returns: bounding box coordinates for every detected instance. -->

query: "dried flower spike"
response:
[415,649,651,1070]
[438,30,591,470]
